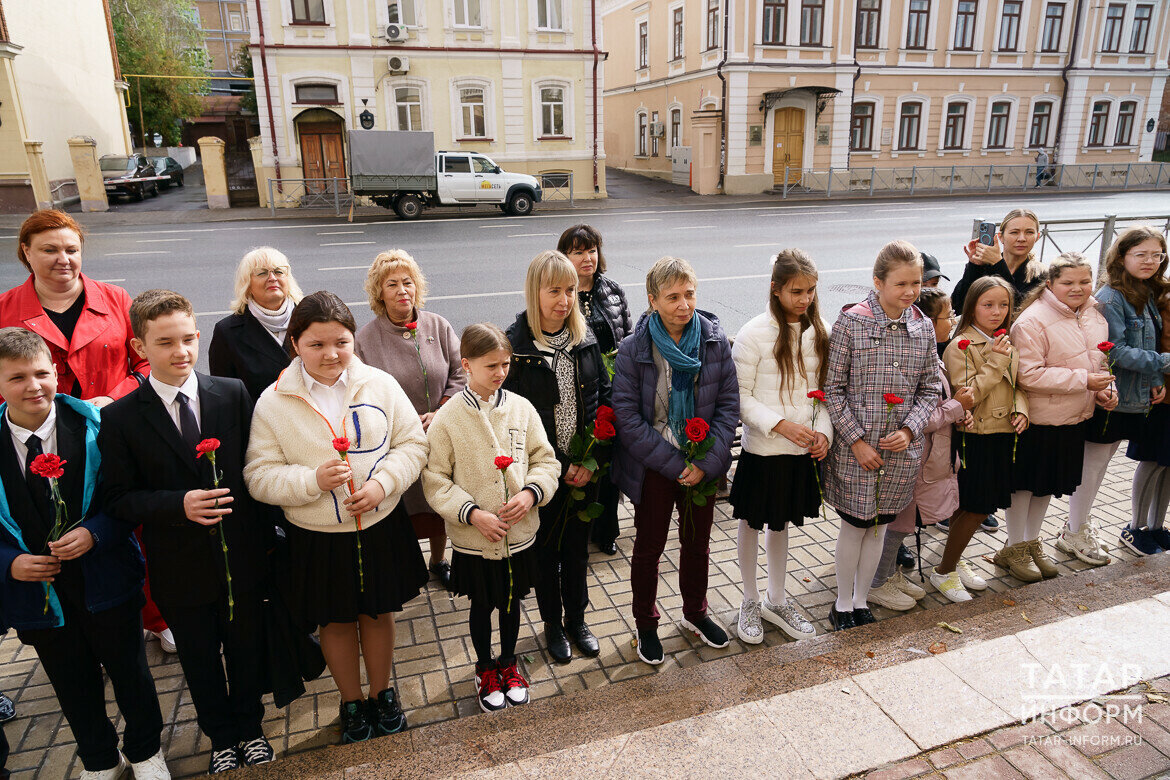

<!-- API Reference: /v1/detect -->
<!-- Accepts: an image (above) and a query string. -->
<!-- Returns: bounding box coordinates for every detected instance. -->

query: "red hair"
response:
[17,210,85,272]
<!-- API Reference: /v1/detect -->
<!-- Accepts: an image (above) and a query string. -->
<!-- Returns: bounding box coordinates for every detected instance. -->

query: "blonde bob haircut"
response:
[365,249,428,319]
[524,250,587,348]
[229,247,305,315]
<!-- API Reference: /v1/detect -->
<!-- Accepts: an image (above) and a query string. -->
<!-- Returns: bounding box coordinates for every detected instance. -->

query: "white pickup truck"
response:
[349,131,542,219]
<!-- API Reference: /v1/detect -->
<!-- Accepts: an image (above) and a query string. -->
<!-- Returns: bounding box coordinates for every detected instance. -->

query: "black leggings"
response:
[469,599,521,667]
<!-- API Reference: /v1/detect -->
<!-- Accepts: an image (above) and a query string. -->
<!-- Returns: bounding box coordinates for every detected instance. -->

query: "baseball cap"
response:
[921,252,949,282]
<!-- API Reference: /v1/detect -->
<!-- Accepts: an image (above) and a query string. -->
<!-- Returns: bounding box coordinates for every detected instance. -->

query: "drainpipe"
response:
[253,0,282,190]
[716,0,730,188]
[847,6,860,170]
[1055,0,1085,163]
[591,0,600,193]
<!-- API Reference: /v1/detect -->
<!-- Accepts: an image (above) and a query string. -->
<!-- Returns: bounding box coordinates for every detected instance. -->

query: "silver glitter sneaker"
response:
[737,598,764,645]
[760,596,816,640]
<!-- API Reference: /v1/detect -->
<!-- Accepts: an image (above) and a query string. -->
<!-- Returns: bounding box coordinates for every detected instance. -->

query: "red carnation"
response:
[957,339,971,351]
[883,393,905,406]
[404,321,418,332]
[29,453,66,480]
[332,437,351,455]
[593,418,616,441]
[596,405,616,424]
[1098,341,1114,353]
[494,455,514,470]
[195,438,221,459]
[807,390,826,402]
[684,417,710,443]
[994,329,1007,338]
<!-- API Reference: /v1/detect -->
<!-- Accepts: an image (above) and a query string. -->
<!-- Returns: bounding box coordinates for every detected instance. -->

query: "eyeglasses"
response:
[253,268,288,278]
[1127,252,1167,263]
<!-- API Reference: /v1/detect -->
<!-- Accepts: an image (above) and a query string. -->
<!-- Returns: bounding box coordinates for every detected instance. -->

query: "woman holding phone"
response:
[951,209,1045,312]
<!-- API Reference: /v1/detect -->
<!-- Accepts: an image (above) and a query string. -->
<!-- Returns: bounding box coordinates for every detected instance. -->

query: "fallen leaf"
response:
[866,651,875,658]
[928,641,947,654]
[1001,598,1017,606]
[1147,693,1169,704]
[802,577,811,582]
[1086,581,1097,587]
[524,655,535,664]
[1021,612,1033,624]
[631,636,638,648]
[1077,604,1089,611]
[981,554,996,564]
[937,621,963,634]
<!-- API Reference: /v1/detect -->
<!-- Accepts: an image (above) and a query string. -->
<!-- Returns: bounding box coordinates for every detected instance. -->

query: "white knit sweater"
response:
[243,355,428,533]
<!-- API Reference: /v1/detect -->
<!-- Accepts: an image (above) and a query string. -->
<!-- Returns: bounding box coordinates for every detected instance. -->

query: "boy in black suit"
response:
[0,327,166,779]
[100,291,275,774]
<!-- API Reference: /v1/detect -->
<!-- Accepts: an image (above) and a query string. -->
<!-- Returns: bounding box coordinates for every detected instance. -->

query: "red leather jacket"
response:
[0,274,149,400]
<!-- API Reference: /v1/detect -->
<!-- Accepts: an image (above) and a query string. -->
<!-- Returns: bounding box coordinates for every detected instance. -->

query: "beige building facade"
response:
[603,0,1170,193]
[247,0,606,203]
[0,0,131,211]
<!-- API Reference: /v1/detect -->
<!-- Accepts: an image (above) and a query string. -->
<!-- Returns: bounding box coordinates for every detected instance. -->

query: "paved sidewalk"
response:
[0,449,1158,778]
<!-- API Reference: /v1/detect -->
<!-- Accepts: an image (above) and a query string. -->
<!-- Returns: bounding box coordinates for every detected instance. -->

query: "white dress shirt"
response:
[150,372,201,433]
[301,366,349,427]
[8,403,58,467]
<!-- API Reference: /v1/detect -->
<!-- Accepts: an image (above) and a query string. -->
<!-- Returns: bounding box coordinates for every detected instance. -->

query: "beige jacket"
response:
[943,327,1029,434]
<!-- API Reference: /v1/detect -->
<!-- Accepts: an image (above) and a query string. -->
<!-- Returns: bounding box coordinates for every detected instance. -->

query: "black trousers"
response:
[20,596,162,771]
[159,588,265,752]
[534,483,591,627]
[589,479,621,547]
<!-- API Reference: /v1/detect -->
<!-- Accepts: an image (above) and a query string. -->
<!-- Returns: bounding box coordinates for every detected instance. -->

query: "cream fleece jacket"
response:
[243,355,428,532]
[422,388,560,560]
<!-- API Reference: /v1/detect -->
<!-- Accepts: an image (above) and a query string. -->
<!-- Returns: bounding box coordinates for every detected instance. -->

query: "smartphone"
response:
[976,220,996,246]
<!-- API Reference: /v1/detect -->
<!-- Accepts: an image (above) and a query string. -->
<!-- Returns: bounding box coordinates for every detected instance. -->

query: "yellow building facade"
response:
[248,0,606,203]
[602,0,1170,194]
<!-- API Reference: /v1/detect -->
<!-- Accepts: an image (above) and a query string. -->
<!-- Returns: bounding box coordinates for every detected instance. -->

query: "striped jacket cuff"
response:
[524,484,544,504]
[459,501,478,524]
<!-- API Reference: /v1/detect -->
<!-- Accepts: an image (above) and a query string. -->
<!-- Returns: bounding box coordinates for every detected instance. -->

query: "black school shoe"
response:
[597,539,618,555]
[339,699,374,744]
[636,627,664,665]
[430,560,452,590]
[829,606,856,631]
[896,544,915,570]
[680,616,730,649]
[545,623,572,664]
[209,747,241,774]
[238,736,275,766]
[852,608,876,626]
[369,687,408,735]
[564,621,600,657]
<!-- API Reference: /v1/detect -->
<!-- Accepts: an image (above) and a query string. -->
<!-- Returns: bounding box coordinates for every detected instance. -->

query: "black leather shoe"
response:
[545,624,572,664]
[564,621,600,657]
[430,560,452,590]
[598,539,618,555]
[852,608,876,626]
[896,544,915,570]
[829,606,856,631]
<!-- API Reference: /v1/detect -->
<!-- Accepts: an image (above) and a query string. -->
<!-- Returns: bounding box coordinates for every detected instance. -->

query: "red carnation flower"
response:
[404,321,418,331]
[883,393,905,406]
[332,437,351,455]
[957,339,971,351]
[195,438,221,459]
[1098,341,1114,353]
[494,456,514,470]
[596,405,616,424]
[994,329,1007,338]
[684,417,710,443]
[593,418,616,441]
[807,390,826,402]
[29,453,66,480]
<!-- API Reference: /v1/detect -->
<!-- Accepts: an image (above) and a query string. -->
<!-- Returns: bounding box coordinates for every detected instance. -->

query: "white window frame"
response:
[902,0,933,50]
[635,109,649,157]
[850,93,886,155]
[1100,2,1126,53]
[1024,97,1058,148]
[668,102,683,150]
[390,81,428,131]
[1085,97,1115,146]
[451,0,482,28]
[534,0,564,31]
[1129,3,1153,53]
[950,0,981,51]
[1038,2,1066,52]
[636,19,649,70]
[850,100,878,151]
[377,0,426,30]
[281,0,335,27]
[855,0,883,50]
[938,96,975,152]
[994,0,1027,53]
[981,94,1019,151]
[669,2,685,60]
[893,95,930,152]
[702,0,720,51]
[532,80,573,139]
[450,79,494,140]
[1114,98,1140,146]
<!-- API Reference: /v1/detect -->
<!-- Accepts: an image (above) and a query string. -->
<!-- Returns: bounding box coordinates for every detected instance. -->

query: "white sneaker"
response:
[867,579,916,611]
[130,750,171,780]
[760,596,816,639]
[1055,525,1111,566]
[955,560,988,591]
[888,570,926,600]
[80,753,128,780]
[152,629,177,654]
[737,598,764,644]
[930,568,972,603]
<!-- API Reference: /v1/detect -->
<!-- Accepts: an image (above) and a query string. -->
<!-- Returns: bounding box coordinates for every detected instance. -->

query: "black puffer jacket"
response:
[581,274,633,354]
[504,312,611,468]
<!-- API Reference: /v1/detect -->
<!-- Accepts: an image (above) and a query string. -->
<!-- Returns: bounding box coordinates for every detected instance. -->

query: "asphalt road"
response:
[2,188,1167,372]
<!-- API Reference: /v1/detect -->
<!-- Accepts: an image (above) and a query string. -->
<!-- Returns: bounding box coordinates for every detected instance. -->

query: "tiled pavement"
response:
[0,450,1156,778]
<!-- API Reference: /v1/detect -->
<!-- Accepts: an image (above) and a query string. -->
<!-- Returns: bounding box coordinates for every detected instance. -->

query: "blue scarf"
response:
[649,312,701,445]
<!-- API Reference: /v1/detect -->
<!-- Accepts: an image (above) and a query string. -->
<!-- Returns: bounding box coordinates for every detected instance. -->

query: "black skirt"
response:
[1011,422,1087,498]
[282,503,427,628]
[838,511,896,530]
[1084,407,1147,445]
[1127,404,1170,465]
[730,451,823,532]
[957,431,1016,514]
[450,546,538,611]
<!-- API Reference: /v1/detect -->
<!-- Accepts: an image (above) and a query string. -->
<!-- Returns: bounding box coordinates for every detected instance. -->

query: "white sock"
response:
[834,522,864,612]
[765,527,789,605]
[1006,491,1034,545]
[854,525,888,609]
[1067,442,1120,532]
[1131,461,1165,531]
[737,520,760,603]
[1026,494,1052,541]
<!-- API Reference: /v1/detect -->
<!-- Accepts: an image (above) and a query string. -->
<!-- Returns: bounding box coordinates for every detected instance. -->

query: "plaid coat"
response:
[823,290,942,519]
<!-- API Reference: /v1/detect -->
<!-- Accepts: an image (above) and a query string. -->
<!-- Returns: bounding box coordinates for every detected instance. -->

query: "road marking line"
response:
[623,218,662,222]
[98,278,126,283]
[873,206,953,212]
[478,224,525,229]
[320,241,376,246]
[316,230,365,235]
[103,251,170,256]
[819,216,919,224]
[318,265,375,271]
[136,238,191,243]
[506,233,555,238]
[734,243,779,248]
[676,225,717,229]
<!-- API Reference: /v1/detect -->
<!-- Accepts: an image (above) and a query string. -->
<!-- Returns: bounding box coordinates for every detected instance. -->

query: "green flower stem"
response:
[208,454,236,621]
[409,331,431,412]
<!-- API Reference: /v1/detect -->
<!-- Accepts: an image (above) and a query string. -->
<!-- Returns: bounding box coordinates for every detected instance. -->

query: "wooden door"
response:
[772,107,805,186]
[298,121,346,193]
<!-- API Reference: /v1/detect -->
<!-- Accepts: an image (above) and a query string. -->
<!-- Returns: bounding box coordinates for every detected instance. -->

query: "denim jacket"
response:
[1095,285,1170,414]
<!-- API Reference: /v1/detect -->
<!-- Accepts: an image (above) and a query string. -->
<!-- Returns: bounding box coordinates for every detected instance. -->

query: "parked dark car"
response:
[150,156,185,188]
[100,154,158,201]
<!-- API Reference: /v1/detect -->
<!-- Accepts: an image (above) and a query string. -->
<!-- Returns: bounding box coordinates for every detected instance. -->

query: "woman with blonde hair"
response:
[504,250,609,664]
[209,246,305,400]
[951,208,1046,311]
[355,249,464,588]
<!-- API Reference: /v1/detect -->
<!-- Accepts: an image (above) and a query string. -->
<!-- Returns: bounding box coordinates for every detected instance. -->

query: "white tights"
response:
[1131,461,1169,531]
[1006,490,1052,545]
[737,520,790,605]
[834,522,887,612]
[1067,441,1121,532]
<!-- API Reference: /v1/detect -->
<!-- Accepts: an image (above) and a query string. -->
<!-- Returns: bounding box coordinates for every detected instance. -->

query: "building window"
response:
[540,87,564,137]
[898,102,922,150]
[1028,102,1052,147]
[291,0,326,23]
[389,0,417,25]
[953,0,976,50]
[672,8,684,58]
[706,0,720,49]
[998,0,1021,51]
[763,0,787,44]
[537,0,562,29]
[453,0,481,27]
[851,102,875,150]
[1040,3,1064,52]
[1087,101,1109,145]
[944,102,967,149]
[395,87,422,130]
[987,101,1011,148]
[459,88,486,138]
[670,108,681,149]
[905,0,930,49]
[1130,5,1152,53]
[856,0,880,49]
[637,22,648,68]
[1115,101,1136,145]
[800,0,823,45]
[651,111,660,156]
[1102,4,1124,53]
[637,113,648,156]
[294,83,338,103]
[228,11,245,30]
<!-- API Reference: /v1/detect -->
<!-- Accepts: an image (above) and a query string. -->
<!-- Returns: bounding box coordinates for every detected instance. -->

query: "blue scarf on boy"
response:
[648,311,701,446]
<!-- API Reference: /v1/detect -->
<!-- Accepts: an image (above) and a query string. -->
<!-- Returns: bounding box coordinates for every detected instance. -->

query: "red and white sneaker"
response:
[475,663,506,713]
[497,658,530,706]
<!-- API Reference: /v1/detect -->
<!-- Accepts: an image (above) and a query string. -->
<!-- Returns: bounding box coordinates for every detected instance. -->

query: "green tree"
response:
[235,45,257,116]
[111,0,210,146]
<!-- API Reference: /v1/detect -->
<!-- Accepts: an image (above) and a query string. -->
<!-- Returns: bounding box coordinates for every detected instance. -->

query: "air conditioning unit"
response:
[388,55,410,72]
[385,23,410,41]
[649,122,665,137]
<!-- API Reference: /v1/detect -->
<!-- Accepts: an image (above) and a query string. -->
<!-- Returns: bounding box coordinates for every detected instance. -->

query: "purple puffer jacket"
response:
[612,311,740,504]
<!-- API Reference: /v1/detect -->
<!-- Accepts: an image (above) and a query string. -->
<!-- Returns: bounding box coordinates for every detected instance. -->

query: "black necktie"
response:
[24,434,56,528]
[176,392,201,454]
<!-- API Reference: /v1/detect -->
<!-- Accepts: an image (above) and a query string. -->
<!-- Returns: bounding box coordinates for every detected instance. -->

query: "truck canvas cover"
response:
[348,131,437,191]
